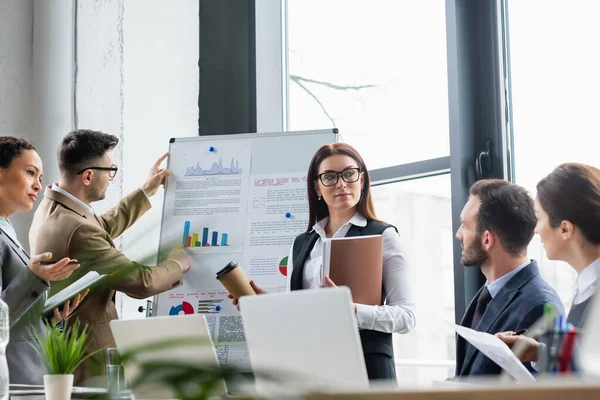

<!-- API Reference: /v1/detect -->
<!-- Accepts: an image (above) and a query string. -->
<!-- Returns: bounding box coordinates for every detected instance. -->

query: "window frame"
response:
[199,0,511,339]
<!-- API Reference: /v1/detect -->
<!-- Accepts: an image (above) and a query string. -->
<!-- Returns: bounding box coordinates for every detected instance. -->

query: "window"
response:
[371,175,455,384]
[287,0,449,169]
[286,0,455,384]
[506,0,600,308]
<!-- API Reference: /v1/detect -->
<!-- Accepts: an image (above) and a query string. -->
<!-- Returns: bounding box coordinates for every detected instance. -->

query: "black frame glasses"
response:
[316,167,362,187]
[76,164,119,179]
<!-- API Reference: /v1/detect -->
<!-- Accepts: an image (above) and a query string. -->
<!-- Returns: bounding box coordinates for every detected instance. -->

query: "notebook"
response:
[322,234,383,305]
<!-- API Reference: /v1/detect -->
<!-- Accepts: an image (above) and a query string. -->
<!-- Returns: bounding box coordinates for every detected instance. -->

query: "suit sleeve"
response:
[96,189,151,239]
[0,246,49,329]
[68,223,183,299]
[516,302,554,373]
[516,303,548,332]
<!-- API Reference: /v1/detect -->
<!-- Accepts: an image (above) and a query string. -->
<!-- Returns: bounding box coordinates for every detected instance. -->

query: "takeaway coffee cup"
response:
[216,261,256,298]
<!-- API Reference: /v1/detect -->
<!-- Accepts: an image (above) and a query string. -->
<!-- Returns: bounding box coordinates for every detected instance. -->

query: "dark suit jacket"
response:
[455,260,563,378]
[0,229,50,384]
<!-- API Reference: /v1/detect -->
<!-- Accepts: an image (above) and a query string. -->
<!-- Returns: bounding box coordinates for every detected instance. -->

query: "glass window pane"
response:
[371,174,455,384]
[287,1,449,169]
[507,0,600,307]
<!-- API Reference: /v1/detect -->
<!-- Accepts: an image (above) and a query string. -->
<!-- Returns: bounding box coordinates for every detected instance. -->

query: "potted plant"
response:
[29,318,103,400]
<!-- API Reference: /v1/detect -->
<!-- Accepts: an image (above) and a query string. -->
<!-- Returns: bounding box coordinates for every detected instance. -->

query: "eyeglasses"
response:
[317,167,361,187]
[76,164,119,179]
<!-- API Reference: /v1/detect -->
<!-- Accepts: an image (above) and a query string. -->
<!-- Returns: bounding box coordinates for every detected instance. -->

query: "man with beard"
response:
[454,179,562,378]
[29,129,191,384]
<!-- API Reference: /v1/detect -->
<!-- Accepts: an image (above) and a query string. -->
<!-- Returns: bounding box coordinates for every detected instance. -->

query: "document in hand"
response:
[321,234,383,305]
[450,322,536,382]
[43,271,108,316]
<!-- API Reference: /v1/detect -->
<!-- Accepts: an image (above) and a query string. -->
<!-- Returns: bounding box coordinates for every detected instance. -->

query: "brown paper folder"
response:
[322,234,383,305]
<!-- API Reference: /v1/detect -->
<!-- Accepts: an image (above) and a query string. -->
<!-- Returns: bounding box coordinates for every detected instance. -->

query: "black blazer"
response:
[290,219,398,381]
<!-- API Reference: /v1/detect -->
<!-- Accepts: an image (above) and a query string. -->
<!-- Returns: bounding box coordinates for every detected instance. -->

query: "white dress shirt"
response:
[51,183,95,214]
[286,213,416,334]
[485,259,531,298]
[573,257,600,305]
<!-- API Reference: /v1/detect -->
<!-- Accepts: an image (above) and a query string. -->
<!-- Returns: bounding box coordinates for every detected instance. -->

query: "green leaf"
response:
[28,318,103,375]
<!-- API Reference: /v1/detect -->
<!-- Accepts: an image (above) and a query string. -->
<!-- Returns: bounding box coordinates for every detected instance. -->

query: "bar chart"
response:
[197,299,224,314]
[182,221,230,247]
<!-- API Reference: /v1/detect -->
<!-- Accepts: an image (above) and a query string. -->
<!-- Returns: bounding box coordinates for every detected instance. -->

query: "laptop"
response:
[239,286,369,396]
[110,314,226,399]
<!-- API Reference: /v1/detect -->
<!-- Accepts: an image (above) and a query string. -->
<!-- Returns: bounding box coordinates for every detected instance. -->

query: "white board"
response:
[153,129,338,370]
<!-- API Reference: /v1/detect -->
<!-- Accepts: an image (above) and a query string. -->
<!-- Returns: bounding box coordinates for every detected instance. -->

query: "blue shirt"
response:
[486,260,531,298]
[0,216,25,249]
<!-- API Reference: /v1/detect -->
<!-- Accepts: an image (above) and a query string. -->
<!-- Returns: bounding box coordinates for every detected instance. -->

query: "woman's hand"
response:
[496,331,541,363]
[228,280,267,310]
[28,252,80,281]
[321,275,357,314]
[51,289,89,325]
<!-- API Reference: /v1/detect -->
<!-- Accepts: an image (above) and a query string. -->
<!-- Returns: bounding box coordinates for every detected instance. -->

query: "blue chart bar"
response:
[182,221,191,246]
[221,233,228,246]
[202,228,209,246]
[211,231,218,246]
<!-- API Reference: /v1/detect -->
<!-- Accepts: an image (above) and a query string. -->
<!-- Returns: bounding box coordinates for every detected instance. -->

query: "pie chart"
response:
[279,256,288,276]
[169,301,195,315]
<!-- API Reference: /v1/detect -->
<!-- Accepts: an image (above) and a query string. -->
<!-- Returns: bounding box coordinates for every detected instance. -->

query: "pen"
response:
[542,304,556,373]
[558,326,577,373]
[548,314,563,373]
[39,260,79,265]
[514,328,527,335]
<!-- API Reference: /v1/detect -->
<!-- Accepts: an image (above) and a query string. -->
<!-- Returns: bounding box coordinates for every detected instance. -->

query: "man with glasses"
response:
[29,129,192,384]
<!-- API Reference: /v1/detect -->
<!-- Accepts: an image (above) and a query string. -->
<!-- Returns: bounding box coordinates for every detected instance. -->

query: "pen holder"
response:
[538,326,579,374]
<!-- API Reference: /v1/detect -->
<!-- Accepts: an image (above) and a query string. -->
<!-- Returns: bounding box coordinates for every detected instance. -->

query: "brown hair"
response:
[58,129,118,177]
[306,142,378,231]
[537,163,600,245]
[0,137,36,169]
[469,179,536,256]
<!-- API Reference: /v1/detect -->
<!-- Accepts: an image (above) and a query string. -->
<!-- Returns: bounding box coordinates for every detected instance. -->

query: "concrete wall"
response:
[1,0,199,319]
[119,0,199,318]
[0,0,33,142]
[76,0,125,213]
[1,0,75,246]
[1,0,34,240]
[75,0,199,318]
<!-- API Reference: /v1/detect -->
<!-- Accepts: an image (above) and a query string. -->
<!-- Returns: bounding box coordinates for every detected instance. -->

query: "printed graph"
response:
[279,256,288,276]
[197,299,224,314]
[169,301,195,315]
[185,157,242,176]
[182,221,229,247]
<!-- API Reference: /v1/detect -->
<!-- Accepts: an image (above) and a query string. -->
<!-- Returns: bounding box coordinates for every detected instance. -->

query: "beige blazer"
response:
[29,186,183,384]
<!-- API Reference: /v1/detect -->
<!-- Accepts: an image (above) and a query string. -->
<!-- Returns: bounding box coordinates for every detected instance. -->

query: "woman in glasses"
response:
[0,136,85,385]
[498,163,600,368]
[232,142,415,381]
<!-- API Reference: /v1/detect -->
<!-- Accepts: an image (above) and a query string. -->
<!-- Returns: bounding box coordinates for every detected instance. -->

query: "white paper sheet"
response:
[450,323,536,382]
[243,172,309,290]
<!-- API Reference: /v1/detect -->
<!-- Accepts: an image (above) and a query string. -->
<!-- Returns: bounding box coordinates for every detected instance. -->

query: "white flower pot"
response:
[43,374,74,400]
